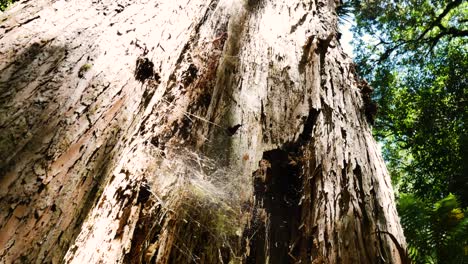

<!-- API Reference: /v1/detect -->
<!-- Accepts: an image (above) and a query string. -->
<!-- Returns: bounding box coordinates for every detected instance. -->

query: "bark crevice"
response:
[247,148,303,264]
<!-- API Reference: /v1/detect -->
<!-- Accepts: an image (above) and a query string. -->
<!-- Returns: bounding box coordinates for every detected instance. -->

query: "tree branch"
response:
[416,0,464,42]
[378,0,466,62]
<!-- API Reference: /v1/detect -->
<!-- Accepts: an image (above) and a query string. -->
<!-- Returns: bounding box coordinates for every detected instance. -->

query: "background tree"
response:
[0,0,406,263]
[349,0,468,262]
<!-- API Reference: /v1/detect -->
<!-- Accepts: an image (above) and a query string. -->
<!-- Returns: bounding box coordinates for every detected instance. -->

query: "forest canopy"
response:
[349,0,467,263]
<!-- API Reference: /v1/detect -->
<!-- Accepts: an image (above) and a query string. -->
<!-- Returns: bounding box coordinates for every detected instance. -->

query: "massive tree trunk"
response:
[0,0,406,263]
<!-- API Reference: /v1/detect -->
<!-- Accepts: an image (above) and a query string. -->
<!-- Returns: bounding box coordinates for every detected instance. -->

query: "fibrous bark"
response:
[0,0,406,263]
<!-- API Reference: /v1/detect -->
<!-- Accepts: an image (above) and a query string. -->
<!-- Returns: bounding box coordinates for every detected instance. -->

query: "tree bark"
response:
[0,0,406,263]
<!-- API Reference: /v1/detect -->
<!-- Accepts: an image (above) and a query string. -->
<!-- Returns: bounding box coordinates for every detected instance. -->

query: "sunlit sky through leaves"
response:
[339,16,355,58]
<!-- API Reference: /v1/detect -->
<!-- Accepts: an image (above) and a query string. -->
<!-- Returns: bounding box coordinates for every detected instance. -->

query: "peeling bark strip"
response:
[0,0,405,263]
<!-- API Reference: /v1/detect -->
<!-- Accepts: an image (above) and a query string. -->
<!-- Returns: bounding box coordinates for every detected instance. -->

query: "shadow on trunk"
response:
[0,41,125,262]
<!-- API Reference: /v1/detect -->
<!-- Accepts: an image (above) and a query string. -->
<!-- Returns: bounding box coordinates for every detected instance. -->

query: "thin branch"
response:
[425,27,468,51]
[416,0,464,42]
[378,0,466,62]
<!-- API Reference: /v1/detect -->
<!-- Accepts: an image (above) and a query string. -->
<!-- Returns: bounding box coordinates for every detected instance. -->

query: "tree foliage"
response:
[353,0,467,64]
[351,0,467,202]
[398,194,468,263]
[0,0,13,11]
[348,0,468,262]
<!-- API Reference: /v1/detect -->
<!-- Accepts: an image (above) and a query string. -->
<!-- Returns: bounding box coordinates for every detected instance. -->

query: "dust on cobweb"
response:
[149,147,253,262]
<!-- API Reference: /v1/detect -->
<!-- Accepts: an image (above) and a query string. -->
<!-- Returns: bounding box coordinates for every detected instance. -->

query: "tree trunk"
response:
[0,0,406,263]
